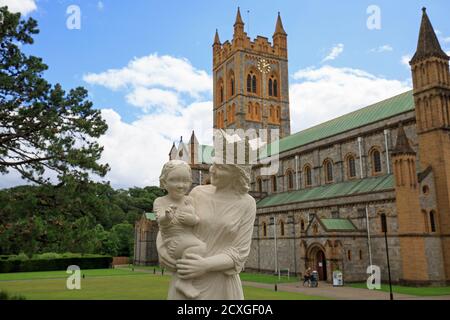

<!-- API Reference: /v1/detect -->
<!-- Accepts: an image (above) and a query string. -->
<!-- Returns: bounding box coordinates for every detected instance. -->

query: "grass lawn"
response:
[240,272,300,284]
[349,282,450,296]
[0,269,325,300]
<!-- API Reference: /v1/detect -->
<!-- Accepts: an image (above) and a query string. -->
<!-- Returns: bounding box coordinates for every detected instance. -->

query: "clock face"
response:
[257,58,271,74]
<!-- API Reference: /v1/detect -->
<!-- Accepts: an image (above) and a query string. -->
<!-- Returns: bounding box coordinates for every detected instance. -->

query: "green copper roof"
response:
[257,174,394,208]
[262,90,414,156]
[320,218,357,231]
[145,212,156,221]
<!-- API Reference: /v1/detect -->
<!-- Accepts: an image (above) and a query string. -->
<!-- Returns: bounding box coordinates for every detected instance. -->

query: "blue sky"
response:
[1,0,450,188]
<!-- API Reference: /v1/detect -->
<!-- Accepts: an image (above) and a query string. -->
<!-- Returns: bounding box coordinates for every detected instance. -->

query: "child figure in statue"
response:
[153,160,206,299]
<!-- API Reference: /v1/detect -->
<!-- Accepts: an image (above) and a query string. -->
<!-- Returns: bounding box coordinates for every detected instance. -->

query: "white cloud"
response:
[0,0,37,15]
[97,1,104,11]
[83,53,212,100]
[401,54,412,68]
[125,87,180,113]
[289,65,411,132]
[322,44,344,63]
[370,45,393,53]
[97,101,213,189]
[446,50,450,56]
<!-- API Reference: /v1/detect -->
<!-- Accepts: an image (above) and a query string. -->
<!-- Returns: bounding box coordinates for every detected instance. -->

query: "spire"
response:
[392,123,415,155]
[213,29,220,45]
[410,7,449,64]
[234,7,244,26]
[189,130,198,144]
[273,12,287,36]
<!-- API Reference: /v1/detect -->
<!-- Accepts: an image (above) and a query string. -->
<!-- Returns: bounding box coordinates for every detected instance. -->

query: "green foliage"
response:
[0,290,26,300]
[0,6,109,185]
[0,255,112,273]
[0,181,164,256]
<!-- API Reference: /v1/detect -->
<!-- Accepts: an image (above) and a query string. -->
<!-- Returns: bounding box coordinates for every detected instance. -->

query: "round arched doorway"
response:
[307,245,328,281]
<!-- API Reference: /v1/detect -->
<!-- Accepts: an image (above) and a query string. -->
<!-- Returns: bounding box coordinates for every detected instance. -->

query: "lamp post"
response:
[381,213,393,300]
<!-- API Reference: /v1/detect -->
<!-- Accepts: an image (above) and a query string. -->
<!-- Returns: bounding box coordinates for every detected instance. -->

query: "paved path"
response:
[241,281,450,300]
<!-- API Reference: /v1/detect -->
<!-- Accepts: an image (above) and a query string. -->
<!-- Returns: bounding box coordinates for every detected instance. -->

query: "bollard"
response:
[153,268,156,274]
[274,283,277,292]
[82,274,85,279]
[162,268,164,276]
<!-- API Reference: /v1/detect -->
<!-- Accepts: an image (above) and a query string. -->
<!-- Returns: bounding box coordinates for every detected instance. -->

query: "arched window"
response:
[359,250,363,260]
[256,177,262,193]
[268,78,273,96]
[271,175,277,192]
[247,102,253,120]
[273,79,278,97]
[304,165,312,187]
[324,159,333,183]
[231,77,235,96]
[231,104,236,123]
[255,103,261,121]
[371,149,382,174]
[347,155,356,178]
[247,74,252,92]
[301,219,305,231]
[286,169,294,190]
[252,75,257,93]
[263,222,267,237]
[280,220,285,236]
[430,211,437,232]
[276,106,280,122]
[347,250,352,261]
[220,86,224,103]
[422,210,429,232]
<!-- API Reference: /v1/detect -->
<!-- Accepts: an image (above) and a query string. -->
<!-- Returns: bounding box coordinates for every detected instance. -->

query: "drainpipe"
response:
[273,216,278,273]
[366,205,374,273]
[358,137,364,178]
[384,129,391,174]
[295,155,299,190]
[292,213,297,275]
[199,170,202,185]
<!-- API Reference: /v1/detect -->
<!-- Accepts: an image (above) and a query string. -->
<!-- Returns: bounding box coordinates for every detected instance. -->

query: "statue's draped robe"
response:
[159,184,256,300]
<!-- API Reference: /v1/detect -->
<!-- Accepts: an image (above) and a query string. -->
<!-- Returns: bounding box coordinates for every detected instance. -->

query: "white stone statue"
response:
[156,160,256,300]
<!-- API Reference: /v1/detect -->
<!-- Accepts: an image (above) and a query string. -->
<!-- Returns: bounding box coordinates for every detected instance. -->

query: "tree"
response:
[0,6,109,185]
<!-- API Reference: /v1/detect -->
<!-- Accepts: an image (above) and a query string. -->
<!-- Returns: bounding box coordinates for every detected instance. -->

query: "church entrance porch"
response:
[306,244,328,282]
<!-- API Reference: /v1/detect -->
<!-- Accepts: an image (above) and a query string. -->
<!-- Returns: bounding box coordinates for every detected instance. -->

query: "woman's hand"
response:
[176,253,207,280]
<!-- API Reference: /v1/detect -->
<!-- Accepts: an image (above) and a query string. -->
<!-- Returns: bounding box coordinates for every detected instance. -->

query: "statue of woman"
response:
[156,163,256,300]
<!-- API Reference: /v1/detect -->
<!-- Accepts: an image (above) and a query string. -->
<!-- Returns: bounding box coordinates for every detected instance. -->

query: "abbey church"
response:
[136,8,450,285]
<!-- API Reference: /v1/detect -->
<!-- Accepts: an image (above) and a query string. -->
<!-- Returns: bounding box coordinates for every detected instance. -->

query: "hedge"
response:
[0,255,113,273]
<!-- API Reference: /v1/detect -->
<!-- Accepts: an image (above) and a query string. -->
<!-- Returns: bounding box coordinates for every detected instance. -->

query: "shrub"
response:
[0,255,112,273]
[0,290,26,300]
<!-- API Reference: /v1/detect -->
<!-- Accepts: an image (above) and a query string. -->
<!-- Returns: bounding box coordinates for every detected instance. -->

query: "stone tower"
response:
[410,8,450,283]
[392,123,429,283]
[212,8,291,139]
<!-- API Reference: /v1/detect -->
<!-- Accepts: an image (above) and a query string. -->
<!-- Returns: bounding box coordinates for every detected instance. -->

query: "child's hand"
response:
[165,205,177,220]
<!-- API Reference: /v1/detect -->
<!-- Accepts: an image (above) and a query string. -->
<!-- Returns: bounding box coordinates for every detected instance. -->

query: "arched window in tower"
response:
[255,103,261,121]
[301,219,305,231]
[262,222,267,237]
[347,154,356,178]
[252,75,257,93]
[371,148,382,174]
[422,210,429,232]
[304,165,312,187]
[271,175,277,192]
[430,210,437,232]
[380,213,387,232]
[276,106,281,123]
[256,177,262,193]
[286,169,294,190]
[273,79,278,97]
[324,159,333,183]
[247,102,253,120]
[230,76,235,97]
[269,105,274,122]
[220,86,224,103]
[280,220,285,236]
[268,78,273,96]
[247,74,252,93]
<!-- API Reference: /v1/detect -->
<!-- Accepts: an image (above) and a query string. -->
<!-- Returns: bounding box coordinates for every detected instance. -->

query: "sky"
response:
[1,0,450,189]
